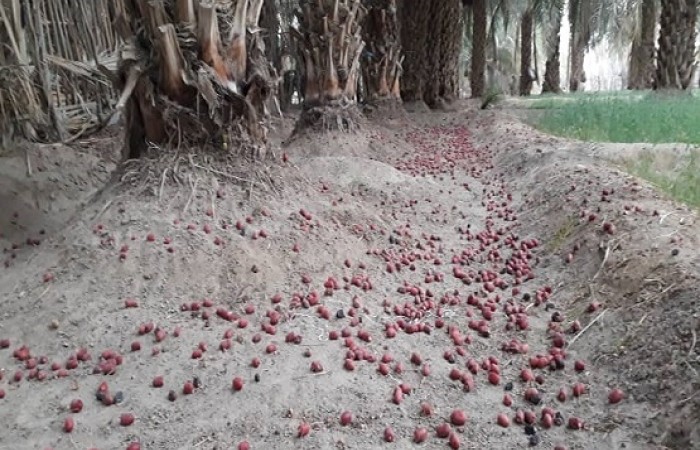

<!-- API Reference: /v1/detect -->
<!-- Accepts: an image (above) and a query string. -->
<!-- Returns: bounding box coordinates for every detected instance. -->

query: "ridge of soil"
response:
[0,101,697,449]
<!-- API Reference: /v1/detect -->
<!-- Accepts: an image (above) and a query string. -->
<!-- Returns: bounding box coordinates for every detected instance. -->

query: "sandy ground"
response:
[0,102,698,450]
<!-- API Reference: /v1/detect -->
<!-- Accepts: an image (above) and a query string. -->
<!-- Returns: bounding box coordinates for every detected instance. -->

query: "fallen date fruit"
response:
[413,427,428,443]
[572,382,586,397]
[436,423,451,438]
[232,377,244,391]
[557,388,567,402]
[152,376,164,388]
[183,381,194,395]
[608,388,624,404]
[410,352,422,365]
[344,359,355,371]
[124,299,138,308]
[340,411,353,426]
[503,394,513,407]
[541,413,554,429]
[120,413,135,426]
[448,432,461,449]
[497,413,510,427]
[298,421,311,438]
[384,426,395,442]
[568,417,584,430]
[450,409,467,426]
[63,417,74,433]
[392,387,403,405]
[69,399,83,413]
[237,442,250,450]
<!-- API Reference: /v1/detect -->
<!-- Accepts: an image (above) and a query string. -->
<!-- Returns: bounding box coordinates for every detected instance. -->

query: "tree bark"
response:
[628,0,658,89]
[569,39,586,92]
[293,0,366,132]
[655,0,697,90]
[423,1,446,107]
[542,5,562,94]
[361,0,402,104]
[116,0,272,159]
[519,7,534,96]
[437,0,463,103]
[568,0,590,92]
[470,0,487,98]
[398,0,430,102]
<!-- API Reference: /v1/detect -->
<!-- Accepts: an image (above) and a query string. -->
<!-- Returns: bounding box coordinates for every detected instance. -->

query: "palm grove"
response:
[0,0,697,155]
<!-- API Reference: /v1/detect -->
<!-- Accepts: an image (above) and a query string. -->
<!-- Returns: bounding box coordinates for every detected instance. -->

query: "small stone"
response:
[49,320,59,330]
[671,249,679,256]
[193,376,201,388]
[254,373,260,383]
[167,390,177,402]
[504,382,514,391]
[113,391,124,404]
[524,425,536,436]
[336,309,345,319]
[528,434,540,446]
[554,412,564,427]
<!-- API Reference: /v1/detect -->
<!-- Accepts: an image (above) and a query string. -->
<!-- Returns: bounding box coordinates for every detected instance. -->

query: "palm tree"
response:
[519,3,535,95]
[568,0,593,91]
[541,2,563,93]
[425,0,463,107]
[361,0,402,104]
[517,0,564,96]
[398,0,431,101]
[655,0,697,90]
[396,0,463,106]
[470,0,488,97]
[118,0,273,158]
[292,0,366,130]
[628,0,658,89]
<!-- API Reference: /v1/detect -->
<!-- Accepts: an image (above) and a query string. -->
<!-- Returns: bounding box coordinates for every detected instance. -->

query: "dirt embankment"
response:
[0,103,697,450]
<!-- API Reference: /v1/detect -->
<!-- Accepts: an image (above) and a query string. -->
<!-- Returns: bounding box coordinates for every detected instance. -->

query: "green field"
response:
[526,91,700,208]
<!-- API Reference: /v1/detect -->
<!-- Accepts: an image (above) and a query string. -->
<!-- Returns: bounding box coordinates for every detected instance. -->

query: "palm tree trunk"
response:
[542,5,562,94]
[362,0,402,104]
[519,7,534,96]
[423,1,445,107]
[470,0,487,98]
[398,0,431,102]
[569,38,586,92]
[293,0,366,131]
[437,0,463,103]
[119,0,270,158]
[568,0,590,92]
[655,0,697,90]
[423,0,462,107]
[628,0,658,89]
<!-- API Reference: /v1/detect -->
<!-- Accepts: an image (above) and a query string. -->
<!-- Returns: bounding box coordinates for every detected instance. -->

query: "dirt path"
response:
[0,103,698,450]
